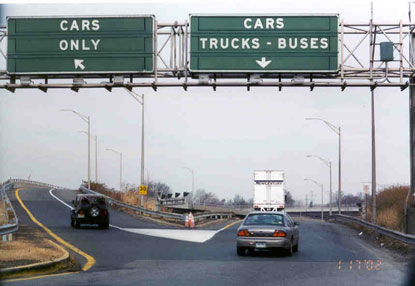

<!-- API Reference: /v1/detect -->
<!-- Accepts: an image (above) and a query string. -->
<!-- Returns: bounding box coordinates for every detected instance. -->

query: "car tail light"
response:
[103,210,108,216]
[273,230,287,237]
[79,210,84,215]
[237,229,250,236]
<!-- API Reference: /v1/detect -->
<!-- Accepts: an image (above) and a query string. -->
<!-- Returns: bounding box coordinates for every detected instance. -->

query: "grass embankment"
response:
[0,201,7,225]
[89,182,157,210]
[368,185,412,232]
[0,225,67,269]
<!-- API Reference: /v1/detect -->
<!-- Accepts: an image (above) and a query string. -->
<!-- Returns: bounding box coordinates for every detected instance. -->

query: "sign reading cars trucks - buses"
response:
[190,14,338,73]
[253,170,285,212]
[7,16,154,74]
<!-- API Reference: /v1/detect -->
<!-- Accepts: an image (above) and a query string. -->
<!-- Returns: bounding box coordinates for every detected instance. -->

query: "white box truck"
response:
[253,170,285,211]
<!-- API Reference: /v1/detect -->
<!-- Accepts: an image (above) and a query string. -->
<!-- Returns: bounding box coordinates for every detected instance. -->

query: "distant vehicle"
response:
[71,194,110,229]
[236,211,299,256]
[253,170,285,211]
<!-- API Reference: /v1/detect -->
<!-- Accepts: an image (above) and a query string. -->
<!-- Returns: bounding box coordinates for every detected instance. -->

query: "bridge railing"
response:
[0,183,18,239]
[5,178,66,190]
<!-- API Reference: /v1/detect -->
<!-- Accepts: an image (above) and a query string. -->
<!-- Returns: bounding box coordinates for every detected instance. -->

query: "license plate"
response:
[255,242,266,248]
[78,214,85,218]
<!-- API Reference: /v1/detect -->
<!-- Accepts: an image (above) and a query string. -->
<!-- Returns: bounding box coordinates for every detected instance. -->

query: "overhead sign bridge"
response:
[0,14,413,91]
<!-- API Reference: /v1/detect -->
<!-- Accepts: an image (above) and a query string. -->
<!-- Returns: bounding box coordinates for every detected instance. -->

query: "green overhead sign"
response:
[7,16,154,74]
[190,14,338,73]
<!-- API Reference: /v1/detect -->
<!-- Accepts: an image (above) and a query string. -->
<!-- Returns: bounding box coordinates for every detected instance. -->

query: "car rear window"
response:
[80,197,106,205]
[244,214,285,226]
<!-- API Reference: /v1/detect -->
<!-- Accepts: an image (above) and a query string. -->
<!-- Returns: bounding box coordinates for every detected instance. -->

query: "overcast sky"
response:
[0,0,412,204]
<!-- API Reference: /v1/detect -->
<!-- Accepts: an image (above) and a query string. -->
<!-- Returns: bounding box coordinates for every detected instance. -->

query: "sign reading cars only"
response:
[190,14,338,73]
[7,16,154,74]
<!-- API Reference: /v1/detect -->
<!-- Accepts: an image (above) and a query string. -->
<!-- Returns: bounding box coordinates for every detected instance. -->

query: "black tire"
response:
[286,241,293,256]
[100,222,109,229]
[293,240,299,252]
[237,247,246,256]
[70,218,74,228]
[74,219,80,229]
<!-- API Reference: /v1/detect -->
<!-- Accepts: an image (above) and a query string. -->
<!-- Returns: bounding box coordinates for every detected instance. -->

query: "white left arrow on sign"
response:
[256,57,272,69]
[74,59,85,70]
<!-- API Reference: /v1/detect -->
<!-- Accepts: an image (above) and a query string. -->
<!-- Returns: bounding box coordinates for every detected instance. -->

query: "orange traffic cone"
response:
[189,212,195,228]
[184,214,189,227]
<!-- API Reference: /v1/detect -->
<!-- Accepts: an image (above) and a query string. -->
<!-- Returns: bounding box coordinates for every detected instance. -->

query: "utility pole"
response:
[371,88,377,224]
[370,1,377,224]
[408,4,415,234]
[95,135,98,183]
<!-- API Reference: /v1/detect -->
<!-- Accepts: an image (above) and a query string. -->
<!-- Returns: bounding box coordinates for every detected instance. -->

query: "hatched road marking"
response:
[49,189,241,243]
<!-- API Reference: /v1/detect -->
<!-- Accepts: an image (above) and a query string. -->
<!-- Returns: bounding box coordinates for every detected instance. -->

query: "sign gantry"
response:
[0,14,414,92]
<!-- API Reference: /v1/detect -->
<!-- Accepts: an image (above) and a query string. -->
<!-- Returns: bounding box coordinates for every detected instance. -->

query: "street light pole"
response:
[304,178,324,221]
[306,118,341,214]
[183,166,194,196]
[61,109,91,189]
[106,148,122,192]
[78,131,98,183]
[124,88,145,207]
[306,155,332,215]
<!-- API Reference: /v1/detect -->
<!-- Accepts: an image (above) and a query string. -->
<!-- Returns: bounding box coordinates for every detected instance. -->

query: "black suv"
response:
[71,194,110,229]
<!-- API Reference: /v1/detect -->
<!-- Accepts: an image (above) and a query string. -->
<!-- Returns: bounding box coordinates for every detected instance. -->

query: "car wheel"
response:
[293,240,299,252]
[74,219,80,229]
[286,241,293,256]
[237,247,246,256]
[70,218,74,228]
[100,222,109,229]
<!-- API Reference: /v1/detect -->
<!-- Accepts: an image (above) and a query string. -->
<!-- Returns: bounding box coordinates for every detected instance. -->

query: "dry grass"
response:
[0,201,7,225]
[368,185,412,232]
[90,182,157,210]
[0,225,66,268]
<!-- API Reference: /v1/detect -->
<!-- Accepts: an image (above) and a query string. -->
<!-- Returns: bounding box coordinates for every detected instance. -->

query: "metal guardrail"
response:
[6,178,66,190]
[0,183,18,237]
[331,214,415,245]
[80,186,233,222]
[80,186,183,221]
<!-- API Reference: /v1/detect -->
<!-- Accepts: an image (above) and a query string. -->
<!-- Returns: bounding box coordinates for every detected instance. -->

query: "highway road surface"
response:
[3,187,410,286]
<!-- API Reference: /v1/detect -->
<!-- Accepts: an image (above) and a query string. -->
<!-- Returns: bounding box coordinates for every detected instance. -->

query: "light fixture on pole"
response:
[306,155,332,216]
[304,178,324,222]
[61,109,91,189]
[79,131,98,183]
[106,148,122,192]
[306,117,341,214]
[182,166,195,201]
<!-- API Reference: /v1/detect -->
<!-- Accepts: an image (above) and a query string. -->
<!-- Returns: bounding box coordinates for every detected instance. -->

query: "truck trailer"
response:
[253,170,285,211]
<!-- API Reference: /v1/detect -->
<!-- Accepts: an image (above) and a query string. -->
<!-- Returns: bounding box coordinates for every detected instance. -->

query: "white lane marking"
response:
[49,189,73,210]
[49,189,241,243]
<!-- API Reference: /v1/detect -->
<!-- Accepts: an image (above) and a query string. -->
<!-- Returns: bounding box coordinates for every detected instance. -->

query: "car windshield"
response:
[244,214,285,226]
